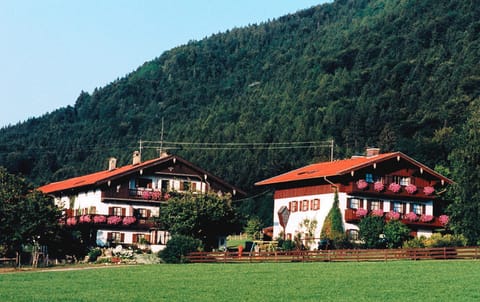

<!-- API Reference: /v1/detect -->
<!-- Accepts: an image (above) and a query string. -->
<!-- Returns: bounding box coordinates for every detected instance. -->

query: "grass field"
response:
[1,261,479,301]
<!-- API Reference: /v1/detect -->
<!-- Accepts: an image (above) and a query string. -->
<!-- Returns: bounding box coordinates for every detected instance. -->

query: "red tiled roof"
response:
[38,157,164,194]
[255,152,452,186]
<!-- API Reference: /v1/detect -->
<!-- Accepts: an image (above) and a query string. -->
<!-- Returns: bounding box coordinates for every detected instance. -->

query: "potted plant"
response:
[356,208,368,218]
[371,209,384,217]
[374,181,384,192]
[405,212,418,222]
[388,183,401,193]
[405,184,417,194]
[423,186,435,195]
[439,214,449,226]
[356,179,368,190]
[386,211,400,220]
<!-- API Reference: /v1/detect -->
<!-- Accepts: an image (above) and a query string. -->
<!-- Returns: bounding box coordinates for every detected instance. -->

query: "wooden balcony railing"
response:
[344,208,446,228]
[102,187,171,202]
[345,183,437,200]
[62,214,161,229]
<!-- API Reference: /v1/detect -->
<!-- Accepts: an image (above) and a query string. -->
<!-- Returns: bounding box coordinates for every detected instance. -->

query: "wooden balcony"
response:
[102,187,171,203]
[63,214,162,230]
[344,208,445,229]
[344,183,437,200]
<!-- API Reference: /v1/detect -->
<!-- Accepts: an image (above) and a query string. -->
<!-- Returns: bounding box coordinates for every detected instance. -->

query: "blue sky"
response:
[0,0,331,127]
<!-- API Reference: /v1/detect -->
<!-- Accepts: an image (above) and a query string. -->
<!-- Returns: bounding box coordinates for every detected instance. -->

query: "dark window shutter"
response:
[422,205,426,214]
[147,209,151,218]
[380,201,384,210]
[121,208,126,216]
[107,232,112,240]
[146,235,151,243]
[120,233,125,242]
[108,207,113,215]
[132,234,137,243]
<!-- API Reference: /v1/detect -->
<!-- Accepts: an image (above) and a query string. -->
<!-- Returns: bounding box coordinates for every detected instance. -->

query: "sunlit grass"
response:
[1,261,480,301]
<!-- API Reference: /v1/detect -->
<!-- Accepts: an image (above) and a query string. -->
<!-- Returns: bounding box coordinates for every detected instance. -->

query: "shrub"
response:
[159,235,203,264]
[403,236,426,248]
[280,239,296,251]
[244,217,263,240]
[384,220,410,248]
[88,248,102,262]
[358,216,385,248]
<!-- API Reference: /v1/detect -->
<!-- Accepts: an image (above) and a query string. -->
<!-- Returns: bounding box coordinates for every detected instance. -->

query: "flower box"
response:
[388,183,401,193]
[79,215,92,223]
[66,217,77,226]
[107,215,123,225]
[423,186,435,195]
[122,216,137,226]
[356,208,368,218]
[419,214,434,223]
[93,215,106,224]
[374,181,384,192]
[371,209,384,217]
[356,179,368,190]
[405,212,418,222]
[439,215,449,226]
[386,211,400,220]
[405,184,417,194]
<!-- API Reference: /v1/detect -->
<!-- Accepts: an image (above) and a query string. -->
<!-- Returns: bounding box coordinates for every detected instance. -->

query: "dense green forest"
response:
[0,0,479,226]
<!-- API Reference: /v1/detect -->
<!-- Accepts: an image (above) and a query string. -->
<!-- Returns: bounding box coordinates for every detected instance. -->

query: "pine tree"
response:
[320,189,345,248]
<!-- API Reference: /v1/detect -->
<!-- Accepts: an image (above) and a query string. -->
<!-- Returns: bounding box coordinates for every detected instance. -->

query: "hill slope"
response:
[0,0,479,197]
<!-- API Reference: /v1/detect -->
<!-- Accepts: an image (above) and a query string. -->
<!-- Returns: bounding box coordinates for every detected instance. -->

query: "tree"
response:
[159,234,203,264]
[160,192,238,250]
[358,216,385,249]
[243,217,264,240]
[0,167,62,258]
[383,220,410,248]
[448,98,480,245]
[320,189,346,248]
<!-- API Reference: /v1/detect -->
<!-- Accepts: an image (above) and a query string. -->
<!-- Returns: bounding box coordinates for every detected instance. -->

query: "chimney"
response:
[366,147,380,157]
[133,151,141,165]
[108,157,117,170]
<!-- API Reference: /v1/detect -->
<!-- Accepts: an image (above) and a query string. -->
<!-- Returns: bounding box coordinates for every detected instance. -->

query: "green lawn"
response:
[1,261,479,301]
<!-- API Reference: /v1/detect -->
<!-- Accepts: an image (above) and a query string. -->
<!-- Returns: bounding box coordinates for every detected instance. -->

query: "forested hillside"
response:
[1,0,479,209]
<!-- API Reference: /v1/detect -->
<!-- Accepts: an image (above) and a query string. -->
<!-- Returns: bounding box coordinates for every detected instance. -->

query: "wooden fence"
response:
[187,246,480,263]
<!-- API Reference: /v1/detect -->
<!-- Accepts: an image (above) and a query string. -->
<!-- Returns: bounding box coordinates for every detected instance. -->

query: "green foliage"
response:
[243,217,263,240]
[383,220,411,248]
[447,98,480,245]
[358,216,385,249]
[0,167,62,255]
[403,233,468,248]
[159,234,203,264]
[320,190,345,248]
[159,192,238,250]
[87,248,102,262]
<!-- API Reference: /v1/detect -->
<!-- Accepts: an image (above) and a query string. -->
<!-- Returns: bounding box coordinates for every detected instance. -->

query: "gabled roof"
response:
[38,155,246,196]
[255,152,453,186]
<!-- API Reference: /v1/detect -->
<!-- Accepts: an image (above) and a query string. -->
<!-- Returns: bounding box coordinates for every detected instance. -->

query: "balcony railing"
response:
[102,187,171,202]
[63,214,161,229]
[346,182,437,199]
[344,208,446,228]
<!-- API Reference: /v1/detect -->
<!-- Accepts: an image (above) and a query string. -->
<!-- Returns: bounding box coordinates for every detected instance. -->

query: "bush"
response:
[384,220,410,248]
[159,235,203,264]
[244,217,263,240]
[403,233,468,248]
[358,216,385,249]
[87,248,102,262]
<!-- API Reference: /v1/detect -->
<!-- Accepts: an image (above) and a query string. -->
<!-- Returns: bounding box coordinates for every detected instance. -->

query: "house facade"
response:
[38,152,245,248]
[255,149,452,248]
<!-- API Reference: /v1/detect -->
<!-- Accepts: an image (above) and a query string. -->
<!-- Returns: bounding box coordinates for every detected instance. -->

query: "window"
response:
[347,229,359,241]
[392,202,405,213]
[110,207,124,216]
[161,180,170,192]
[180,181,191,191]
[290,201,298,212]
[136,208,150,218]
[411,203,424,215]
[400,177,410,186]
[301,200,309,211]
[310,199,320,211]
[286,233,292,240]
[369,200,382,211]
[108,232,124,243]
[365,173,373,183]
[348,198,362,209]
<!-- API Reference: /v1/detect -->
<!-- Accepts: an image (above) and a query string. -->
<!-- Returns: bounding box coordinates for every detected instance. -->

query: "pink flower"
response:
[439,215,449,226]
[371,209,384,217]
[66,217,77,226]
[374,181,384,192]
[163,193,171,200]
[423,186,435,195]
[356,208,368,217]
[420,214,434,223]
[79,215,91,223]
[142,190,152,200]
[386,211,400,220]
[152,191,161,200]
[107,216,123,225]
[356,179,368,190]
[122,216,137,226]
[405,184,417,194]
[405,212,418,222]
[388,183,401,193]
[93,215,106,224]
